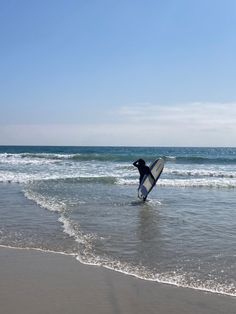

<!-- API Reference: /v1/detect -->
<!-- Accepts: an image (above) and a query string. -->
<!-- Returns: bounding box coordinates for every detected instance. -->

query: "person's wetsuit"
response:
[133,159,154,185]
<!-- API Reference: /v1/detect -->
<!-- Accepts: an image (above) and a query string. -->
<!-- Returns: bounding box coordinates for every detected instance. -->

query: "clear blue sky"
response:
[1,0,236,146]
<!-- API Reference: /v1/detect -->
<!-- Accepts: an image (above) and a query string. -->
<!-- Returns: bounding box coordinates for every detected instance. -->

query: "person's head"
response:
[138,159,145,166]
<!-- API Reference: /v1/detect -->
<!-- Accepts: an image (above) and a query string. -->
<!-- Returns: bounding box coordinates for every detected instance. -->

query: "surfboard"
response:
[138,158,164,201]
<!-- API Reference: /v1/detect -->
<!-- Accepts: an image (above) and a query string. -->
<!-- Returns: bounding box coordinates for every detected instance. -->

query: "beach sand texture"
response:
[0,247,235,314]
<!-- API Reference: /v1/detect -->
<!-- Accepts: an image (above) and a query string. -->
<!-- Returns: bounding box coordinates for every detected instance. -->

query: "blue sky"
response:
[1,0,236,146]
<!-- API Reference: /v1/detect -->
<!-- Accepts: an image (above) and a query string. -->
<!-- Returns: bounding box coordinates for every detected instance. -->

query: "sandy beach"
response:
[0,247,235,314]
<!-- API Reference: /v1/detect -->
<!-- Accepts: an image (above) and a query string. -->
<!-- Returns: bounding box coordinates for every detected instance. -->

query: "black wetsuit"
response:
[133,159,152,185]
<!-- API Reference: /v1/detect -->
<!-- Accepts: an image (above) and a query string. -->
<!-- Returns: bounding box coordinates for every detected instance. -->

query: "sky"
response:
[0,0,236,146]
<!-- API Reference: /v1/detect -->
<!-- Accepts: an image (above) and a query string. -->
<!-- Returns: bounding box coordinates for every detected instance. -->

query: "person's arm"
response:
[133,160,139,167]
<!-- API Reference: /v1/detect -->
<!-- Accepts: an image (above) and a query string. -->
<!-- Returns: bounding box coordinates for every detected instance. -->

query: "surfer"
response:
[133,159,155,185]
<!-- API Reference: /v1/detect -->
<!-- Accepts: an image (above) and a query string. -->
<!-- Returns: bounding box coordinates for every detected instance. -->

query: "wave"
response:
[0,153,58,165]
[0,172,118,185]
[172,156,236,164]
[1,152,236,165]
[1,171,236,188]
[23,189,66,213]
[0,153,131,162]
[164,168,236,178]
[158,178,236,188]
[117,178,236,188]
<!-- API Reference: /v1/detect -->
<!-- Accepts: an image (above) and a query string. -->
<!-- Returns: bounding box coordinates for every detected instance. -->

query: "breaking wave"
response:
[1,152,236,164]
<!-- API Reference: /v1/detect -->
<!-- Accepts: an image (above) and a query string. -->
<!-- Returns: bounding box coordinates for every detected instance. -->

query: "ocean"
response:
[0,146,235,296]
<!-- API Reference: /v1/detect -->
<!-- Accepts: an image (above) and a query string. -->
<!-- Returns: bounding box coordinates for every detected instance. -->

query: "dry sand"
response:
[0,247,235,314]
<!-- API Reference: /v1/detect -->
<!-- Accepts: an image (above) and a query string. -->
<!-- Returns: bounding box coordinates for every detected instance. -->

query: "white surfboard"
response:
[138,158,164,201]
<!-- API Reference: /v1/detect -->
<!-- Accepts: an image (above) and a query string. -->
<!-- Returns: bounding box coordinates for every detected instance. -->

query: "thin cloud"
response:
[118,102,236,127]
[0,102,235,146]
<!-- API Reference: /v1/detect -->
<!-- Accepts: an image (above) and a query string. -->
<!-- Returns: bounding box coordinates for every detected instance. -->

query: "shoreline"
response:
[1,244,235,298]
[0,247,235,314]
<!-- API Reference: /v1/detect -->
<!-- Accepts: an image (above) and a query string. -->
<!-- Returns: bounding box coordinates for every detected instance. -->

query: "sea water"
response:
[0,146,235,296]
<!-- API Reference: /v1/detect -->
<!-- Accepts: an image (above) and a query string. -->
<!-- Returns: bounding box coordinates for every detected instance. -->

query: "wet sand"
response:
[0,247,235,314]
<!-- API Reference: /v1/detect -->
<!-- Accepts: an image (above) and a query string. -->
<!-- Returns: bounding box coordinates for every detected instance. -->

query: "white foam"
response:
[23,189,65,213]
[58,216,85,244]
[164,167,236,178]
[164,156,176,161]
[116,177,236,188]
[116,178,138,185]
[0,153,58,165]
[23,189,95,255]
[0,244,76,257]
[74,254,236,297]
[159,178,236,188]
[1,244,234,297]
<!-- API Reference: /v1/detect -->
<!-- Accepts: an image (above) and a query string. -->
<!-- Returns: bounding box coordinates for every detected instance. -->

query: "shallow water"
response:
[0,146,236,296]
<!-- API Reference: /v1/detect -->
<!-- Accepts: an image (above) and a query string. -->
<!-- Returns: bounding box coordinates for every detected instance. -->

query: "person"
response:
[133,159,155,186]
